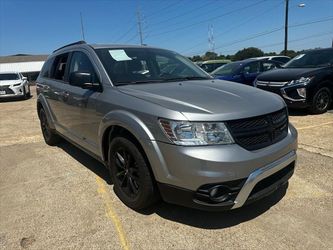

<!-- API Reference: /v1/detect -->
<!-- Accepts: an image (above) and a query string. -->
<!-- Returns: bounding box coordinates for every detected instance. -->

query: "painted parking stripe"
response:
[96,176,130,250]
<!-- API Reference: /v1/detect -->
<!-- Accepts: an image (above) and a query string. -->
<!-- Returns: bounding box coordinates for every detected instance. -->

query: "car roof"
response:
[202,59,231,64]
[52,41,169,54]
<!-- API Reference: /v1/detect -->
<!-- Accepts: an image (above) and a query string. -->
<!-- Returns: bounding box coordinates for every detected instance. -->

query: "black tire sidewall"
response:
[39,108,60,146]
[310,87,332,114]
[108,137,156,210]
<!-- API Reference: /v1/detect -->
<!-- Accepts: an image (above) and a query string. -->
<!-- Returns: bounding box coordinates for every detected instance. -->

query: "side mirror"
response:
[69,72,99,90]
[22,77,27,81]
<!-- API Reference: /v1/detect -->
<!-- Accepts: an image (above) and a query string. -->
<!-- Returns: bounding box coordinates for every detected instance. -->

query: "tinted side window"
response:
[41,58,53,78]
[51,53,69,81]
[69,51,98,82]
[243,62,260,74]
[262,61,278,72]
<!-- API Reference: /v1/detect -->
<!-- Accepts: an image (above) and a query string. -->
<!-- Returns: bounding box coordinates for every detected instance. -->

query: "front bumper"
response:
[158,154,295,211]
[0,84,26,98]
[256,84,309,108]
[148,124,297,210]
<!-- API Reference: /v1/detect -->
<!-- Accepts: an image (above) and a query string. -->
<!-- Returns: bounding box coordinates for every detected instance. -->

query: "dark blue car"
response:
[211,59,282,86]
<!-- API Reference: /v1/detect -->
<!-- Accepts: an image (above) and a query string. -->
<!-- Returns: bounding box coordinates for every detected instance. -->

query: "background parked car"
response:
[255,47,333,114]
[211,59,282,86]
[198,59,231,73]
[253,56,291,64]
[0,71,31,99]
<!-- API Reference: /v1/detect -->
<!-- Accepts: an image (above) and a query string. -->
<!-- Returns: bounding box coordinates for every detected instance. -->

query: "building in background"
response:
[0,54,48,81]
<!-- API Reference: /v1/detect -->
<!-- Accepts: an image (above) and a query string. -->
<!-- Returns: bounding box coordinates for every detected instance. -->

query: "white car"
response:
[0,72,31,99]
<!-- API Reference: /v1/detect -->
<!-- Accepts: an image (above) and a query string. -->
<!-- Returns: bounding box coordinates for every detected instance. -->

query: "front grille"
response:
[256,80,288,87]
[226,108,288,151]
[0,85,14,94]
[257,85,282,95]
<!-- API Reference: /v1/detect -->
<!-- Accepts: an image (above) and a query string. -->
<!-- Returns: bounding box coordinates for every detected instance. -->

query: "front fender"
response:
[98,110,171,182]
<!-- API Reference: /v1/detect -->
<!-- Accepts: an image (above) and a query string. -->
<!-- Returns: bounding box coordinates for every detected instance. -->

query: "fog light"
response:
[297,88,306,98]
[209,185,230,202]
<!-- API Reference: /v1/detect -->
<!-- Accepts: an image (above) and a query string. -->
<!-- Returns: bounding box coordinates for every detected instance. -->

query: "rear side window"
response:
[41,58,53,78]
[51,53,69,81]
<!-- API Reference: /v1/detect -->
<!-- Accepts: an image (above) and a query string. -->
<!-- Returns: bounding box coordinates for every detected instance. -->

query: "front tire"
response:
[108,137,158,210]
[39,108,61,146]
[309,87,332,114]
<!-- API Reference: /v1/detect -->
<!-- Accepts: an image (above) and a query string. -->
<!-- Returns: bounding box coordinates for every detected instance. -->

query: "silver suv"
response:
[36,41,298,211]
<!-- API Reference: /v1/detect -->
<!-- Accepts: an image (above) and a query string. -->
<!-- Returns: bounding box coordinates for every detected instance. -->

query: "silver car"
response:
[0,72,31,99]
[36,41,298,211]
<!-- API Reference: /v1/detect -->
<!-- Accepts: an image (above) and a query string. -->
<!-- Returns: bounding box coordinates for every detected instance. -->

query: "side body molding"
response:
[98,110,171,182]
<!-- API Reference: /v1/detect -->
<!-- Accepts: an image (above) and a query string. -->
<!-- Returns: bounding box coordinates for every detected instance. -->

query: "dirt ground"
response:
[1,86,332,250]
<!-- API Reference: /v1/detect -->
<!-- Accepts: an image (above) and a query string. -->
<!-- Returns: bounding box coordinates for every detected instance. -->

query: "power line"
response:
[146,1,223,30]
[114,23,136,43]
[187,16,333,55]
[182,0,284,53]
[148,0,267,38]
[144,0,183,18]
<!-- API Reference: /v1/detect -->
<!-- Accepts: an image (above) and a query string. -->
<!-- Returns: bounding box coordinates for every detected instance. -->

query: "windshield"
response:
[95,48,211,85]
[284,49,333,68]
[0,73,19,80]
[211,62,240,76]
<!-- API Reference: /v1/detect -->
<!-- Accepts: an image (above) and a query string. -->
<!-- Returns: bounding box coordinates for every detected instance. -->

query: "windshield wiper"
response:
[115,79,163,85]
[162,76,211,82]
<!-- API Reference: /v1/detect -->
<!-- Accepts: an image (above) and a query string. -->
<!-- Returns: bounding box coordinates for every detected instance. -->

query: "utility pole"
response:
[284,0,289,56]
[137,9,143,45]
[208,24,215,53]
[80,12,86,41]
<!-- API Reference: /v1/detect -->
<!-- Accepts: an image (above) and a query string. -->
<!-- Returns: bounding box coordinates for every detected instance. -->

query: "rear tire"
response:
[309,87,332,114]
[108,136,158,210]
[39,108,61,146]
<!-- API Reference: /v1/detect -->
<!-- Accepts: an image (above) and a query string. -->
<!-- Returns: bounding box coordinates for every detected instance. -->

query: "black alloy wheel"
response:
[114,148,140,198]
[310,87,332,114]
[108,136,158,210]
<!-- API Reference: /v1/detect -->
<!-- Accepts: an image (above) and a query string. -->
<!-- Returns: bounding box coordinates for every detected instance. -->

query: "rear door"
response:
[64,50,103,154]
[41,53,72,134]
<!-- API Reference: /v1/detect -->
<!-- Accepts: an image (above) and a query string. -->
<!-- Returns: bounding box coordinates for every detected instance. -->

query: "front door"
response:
[64,51,103,155]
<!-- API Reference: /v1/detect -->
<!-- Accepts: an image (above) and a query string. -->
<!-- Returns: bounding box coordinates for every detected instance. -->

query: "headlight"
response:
[159,119,234,146]
[287,76,313,86]
[13,82,22,86]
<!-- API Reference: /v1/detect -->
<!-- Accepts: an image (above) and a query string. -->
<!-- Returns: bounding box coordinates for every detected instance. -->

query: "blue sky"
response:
[0,0,332,56]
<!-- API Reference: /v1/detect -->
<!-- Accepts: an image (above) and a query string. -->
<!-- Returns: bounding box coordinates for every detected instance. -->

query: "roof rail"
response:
[53,40,86,53]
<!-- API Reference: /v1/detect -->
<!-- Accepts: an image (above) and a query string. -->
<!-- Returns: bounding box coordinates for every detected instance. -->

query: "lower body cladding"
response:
[0,84,29,98]
[148,125,298,211]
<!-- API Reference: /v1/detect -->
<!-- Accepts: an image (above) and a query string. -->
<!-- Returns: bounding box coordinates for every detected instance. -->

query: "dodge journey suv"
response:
[36,41,298,211]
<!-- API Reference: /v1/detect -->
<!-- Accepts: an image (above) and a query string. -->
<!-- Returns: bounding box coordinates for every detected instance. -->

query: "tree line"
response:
[188,47,307,62]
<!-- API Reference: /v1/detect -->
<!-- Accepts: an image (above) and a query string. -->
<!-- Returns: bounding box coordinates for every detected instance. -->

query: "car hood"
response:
[257,67,325,81]
[0,80,21,86]
[118,80,285,121]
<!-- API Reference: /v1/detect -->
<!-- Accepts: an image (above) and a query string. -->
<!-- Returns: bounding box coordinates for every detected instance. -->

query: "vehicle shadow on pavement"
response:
[57,141,112,184]
[143,184,288,229]
[0,95,32,102]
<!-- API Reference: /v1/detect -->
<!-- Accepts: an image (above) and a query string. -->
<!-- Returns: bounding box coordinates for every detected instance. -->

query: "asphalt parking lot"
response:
[1,86,332,250]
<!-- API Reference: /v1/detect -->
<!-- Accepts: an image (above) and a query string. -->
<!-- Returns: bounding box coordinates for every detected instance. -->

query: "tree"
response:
[234,47,264,60]
[279,50,297,58]
[202,51,218,60]
[190,55,202,62]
